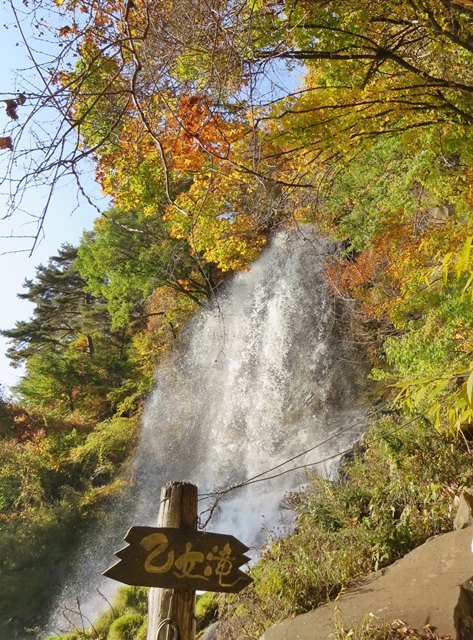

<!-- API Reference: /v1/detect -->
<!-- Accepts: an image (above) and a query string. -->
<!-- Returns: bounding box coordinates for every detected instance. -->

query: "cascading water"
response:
[46,226,367,635]
[135,226,367,535]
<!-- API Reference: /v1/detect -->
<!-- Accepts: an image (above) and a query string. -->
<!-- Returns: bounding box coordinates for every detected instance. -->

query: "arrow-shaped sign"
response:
[104,526,253,593]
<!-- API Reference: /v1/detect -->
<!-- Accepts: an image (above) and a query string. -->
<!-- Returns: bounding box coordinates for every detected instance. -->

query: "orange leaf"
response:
[0,136,13,150]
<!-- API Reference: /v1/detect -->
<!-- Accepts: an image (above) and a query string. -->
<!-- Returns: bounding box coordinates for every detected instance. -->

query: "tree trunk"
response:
[147,481,197,640]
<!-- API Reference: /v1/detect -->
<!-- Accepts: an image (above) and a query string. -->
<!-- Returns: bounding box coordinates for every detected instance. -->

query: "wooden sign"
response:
[103,526,253,593]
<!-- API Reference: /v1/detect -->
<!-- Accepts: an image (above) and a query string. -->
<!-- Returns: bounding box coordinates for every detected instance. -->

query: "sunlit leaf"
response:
[466,370,473,406]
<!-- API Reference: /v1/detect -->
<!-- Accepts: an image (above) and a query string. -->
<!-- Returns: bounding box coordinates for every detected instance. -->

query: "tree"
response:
[2,243,136,416]
[75,206,212,326]
[3,0,471,244]
[2,244,102,363]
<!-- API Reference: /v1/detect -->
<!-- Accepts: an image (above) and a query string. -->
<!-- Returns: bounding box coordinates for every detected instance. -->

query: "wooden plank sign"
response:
[103,526,253,593]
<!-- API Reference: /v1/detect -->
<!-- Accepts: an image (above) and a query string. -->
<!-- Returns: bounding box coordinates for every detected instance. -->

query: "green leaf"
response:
[441,252,453,284]
[427,378,450,400]
[461,273,473,299]
[457,236,473,276]
[466,369,473,406]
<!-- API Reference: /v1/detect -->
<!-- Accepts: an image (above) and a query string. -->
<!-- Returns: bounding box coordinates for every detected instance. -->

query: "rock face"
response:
[261,526,473,640]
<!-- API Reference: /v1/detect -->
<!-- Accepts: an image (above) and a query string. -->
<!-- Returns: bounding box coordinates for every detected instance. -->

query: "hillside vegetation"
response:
[1,1,472,638]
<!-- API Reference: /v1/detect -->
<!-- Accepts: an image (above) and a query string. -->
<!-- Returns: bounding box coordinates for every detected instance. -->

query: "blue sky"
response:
[0,5,102,391]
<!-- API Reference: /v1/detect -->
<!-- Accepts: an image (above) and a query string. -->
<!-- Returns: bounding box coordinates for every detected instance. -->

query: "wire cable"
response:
[198,397,395,501]
[197,408,431,528]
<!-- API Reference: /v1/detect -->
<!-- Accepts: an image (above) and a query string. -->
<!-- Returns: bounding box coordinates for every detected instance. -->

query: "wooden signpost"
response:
[103,526,252,592]
[103,481,252,640]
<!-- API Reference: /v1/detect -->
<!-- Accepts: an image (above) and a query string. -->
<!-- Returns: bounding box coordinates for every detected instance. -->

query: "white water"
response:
[46,226,367,635]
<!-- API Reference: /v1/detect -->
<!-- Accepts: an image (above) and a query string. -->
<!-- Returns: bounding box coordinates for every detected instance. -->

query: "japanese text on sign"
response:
[103,526,253,593]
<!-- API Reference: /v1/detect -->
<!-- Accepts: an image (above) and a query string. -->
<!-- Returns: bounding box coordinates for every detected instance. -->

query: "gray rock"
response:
[199,620,245,640]
[454,490,473,530]
[427,205,451,224]
[199,622,219,640]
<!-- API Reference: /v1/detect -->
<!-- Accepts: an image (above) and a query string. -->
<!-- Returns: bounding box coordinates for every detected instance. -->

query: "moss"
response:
[107,612,144,640]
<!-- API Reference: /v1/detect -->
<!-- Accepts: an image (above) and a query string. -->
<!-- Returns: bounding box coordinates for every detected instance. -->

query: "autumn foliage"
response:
[0,0,472,636]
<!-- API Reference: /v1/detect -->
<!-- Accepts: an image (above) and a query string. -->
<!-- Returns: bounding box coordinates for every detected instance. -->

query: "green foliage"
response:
[15,350,96,416]
[0,394,15,439]
[67,417,140,485]
[3,243,140,419]
[113,586,148,617]
[322,137,433,253]
[65,50,127,155]
[44,586,148,640]
[0,495,84,635]
[0,414,139,637]
[320,119,473,435]
[369,232,473,431]
[2,244,102,364]
[321,127,473,255]
[48,582,216,640]
[75,208,208,330]
[1,1,473,637]
[107,612,143,640]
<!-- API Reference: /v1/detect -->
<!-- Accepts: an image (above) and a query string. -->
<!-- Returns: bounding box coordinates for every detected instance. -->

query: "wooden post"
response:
[147,481,197,640]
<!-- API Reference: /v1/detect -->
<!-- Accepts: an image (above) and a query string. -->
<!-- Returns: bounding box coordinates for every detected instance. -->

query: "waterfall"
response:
[46,226,367,635]
[136,226,366,535]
